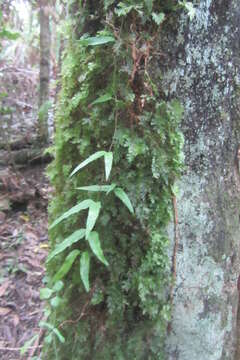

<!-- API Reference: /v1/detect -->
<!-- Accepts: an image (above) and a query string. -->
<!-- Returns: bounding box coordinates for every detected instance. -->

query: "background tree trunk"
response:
[161,1,240,359]
[38,0,51,143]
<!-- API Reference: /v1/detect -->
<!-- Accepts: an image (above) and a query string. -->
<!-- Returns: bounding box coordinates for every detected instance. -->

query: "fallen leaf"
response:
[0,307,12,316]
[0,197,11,211]
[22,256,43,270]
[0,211,6,223]
[24,229,38,242]
[20,214,30,222]
[0,281,10,297]
[12,228,19,237]
[34,243,49,253]
[11,313,20,327]
[39,243,49,249]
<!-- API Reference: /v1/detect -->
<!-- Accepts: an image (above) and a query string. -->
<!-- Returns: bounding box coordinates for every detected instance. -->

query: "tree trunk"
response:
[38,1,51,143]
[46,1,240,359]
[163,1,240,359]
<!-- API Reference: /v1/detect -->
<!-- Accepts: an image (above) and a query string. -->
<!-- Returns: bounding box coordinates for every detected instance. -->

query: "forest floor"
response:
[0,164,50,360]
[0,59,54,360]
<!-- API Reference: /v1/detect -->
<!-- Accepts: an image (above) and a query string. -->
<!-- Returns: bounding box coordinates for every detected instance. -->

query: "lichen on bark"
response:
[162,1,240,359]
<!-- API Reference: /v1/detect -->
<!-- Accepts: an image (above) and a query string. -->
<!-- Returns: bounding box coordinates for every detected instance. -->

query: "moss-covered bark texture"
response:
[47,0,240,359]
[162,1,240,359]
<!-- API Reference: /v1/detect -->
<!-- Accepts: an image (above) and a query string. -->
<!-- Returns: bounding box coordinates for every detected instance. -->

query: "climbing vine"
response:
[43,1,193,359]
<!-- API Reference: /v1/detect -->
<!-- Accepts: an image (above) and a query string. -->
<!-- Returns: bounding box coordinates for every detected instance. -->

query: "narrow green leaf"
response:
[39,321,55,331]
[40,322,65,343]
[88,232,109,266]
[104,152,113,180]
[20,335,39,355]
[114,188,134,214]
[79,36,115,46]
[80,251,90,292]
[47,229,85,263]
[106,183,117,194]
[53,250,80,283]
[52,328,65,343]
[86,202,101,239]
[91,94,112,106]
[49,201,93,229]
[45,333,53,344]
[144,0,153,13]
[70,151,106,177]
[77,185,113,192]
[40,288,54,300]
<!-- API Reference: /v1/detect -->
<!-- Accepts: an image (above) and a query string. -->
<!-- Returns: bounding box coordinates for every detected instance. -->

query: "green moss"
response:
[43,1,185,359]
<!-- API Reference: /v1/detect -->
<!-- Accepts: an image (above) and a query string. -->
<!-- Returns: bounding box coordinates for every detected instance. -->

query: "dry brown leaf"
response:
[19,255,44,270]
[0,280,10,297]
[24,230,38,242]
[0,197,10,211]
[0,307,12,316]
[11,313,20,327]
[0,211,6,223]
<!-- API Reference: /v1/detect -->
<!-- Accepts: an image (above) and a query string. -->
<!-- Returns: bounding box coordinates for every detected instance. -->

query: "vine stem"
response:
[27,315,47,360]
[0,345,42,351]
[59,285,96,328]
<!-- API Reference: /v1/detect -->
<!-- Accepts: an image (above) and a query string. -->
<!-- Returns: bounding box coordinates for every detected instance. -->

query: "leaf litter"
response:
[0,165,49,359]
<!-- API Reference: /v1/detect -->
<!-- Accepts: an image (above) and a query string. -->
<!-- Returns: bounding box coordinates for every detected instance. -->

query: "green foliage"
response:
[43,0,191,358]
[46,229,85,263]
[79,36,115,46]
[20,334,39,356]
[40,321,65,344]
[179,1,196,20]
[114,187,134,214]
[48,151,133,291]
[0,10,20,42]
[80,251,90,292]
[38,100,52,123]
[53,249,80,283]
[88,231,109,266]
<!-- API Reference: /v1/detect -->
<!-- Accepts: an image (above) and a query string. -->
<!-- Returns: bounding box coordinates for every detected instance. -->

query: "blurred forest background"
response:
[0,1,61,358]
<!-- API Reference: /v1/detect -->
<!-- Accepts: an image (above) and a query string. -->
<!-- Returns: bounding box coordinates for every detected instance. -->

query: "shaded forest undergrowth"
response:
[0,164,50,360]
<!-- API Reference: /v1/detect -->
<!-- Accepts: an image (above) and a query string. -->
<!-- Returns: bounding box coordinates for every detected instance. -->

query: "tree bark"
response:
[38,1,51,143]
[46,1,240,359]
[160,1,240,359]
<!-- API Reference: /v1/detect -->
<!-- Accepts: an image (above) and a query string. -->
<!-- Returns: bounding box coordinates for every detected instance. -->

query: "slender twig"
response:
[27,315,48,360]
[26,329,45,360]
[59,286,96,329]
[0,345,42,351]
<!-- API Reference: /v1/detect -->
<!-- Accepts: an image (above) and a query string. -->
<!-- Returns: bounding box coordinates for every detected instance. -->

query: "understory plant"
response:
[42,0,193,359]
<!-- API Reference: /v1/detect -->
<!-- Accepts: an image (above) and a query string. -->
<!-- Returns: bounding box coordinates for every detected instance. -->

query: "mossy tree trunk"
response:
[46,1,240,359]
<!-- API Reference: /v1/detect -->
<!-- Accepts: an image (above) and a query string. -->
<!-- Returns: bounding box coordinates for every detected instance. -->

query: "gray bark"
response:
[38,1,51,143]
[158,1,240,359]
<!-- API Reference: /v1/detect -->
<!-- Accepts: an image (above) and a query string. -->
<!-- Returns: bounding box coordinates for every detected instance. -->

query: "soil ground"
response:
[0,163,50,360]
[0,44,54,360]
